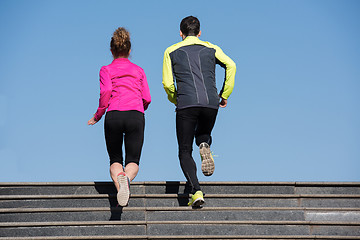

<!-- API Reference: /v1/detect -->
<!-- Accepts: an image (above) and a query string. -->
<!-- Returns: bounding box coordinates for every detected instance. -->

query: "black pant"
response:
[176,107,218,193]
[104,110,145,166]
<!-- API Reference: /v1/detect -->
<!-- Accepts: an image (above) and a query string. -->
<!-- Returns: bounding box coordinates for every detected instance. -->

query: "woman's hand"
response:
[87,116,98,125]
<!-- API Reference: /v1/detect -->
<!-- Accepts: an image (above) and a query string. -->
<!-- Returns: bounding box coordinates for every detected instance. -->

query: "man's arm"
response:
[214,46,236,101]
[219,98,227,108]
[162,50,177,104]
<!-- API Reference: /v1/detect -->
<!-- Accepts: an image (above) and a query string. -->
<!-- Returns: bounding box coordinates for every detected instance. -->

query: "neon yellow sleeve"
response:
[162,49,177,104]
[214,46,236,99]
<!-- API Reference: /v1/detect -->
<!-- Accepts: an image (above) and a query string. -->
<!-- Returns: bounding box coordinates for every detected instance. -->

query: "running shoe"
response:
[199,142,215,176]
[188,190,205,207]
[117,172,130,207]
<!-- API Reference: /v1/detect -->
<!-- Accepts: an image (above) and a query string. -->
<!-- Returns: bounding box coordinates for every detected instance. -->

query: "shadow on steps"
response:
[93,181,192,220]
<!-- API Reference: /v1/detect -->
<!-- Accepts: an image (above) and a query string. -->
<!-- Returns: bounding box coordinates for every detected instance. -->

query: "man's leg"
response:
[195,108,218,146]
[195,108,218,176]
[176,108,201,194]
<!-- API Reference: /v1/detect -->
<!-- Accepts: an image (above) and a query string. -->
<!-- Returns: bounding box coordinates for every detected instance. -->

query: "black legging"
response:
[176,107,218,193]
[104,110,145,166]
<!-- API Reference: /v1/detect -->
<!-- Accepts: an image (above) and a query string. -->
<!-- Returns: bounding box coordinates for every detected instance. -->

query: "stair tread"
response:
[1,206,360,212]
[2,193,360,199]
[1,220,360,226]
[1,181,359,238]
[1,181,360,186]
[1,235,360,240]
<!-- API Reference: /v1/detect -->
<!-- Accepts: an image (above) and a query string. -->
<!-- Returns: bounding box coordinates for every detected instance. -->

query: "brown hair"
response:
[180,16,200,37]
[110,27,131,58]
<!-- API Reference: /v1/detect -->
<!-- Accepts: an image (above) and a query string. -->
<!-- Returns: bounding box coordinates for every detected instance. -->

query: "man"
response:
[162,16,236,207]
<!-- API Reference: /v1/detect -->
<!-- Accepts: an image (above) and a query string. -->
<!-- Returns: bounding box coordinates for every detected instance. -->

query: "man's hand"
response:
[219,98,227,108]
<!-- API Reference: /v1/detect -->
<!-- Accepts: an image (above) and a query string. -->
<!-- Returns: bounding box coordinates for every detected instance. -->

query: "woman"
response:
[88,27,151,206]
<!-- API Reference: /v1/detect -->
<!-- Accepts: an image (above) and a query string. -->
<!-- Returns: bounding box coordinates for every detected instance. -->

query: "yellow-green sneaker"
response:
[200,142,215,176]
[188,190,205,207]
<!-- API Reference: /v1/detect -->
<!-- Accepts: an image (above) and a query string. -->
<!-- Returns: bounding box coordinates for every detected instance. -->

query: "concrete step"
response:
[1,207,360,222]
[1,236,360,240]
[0,220,360,238]
[1,181,359,239]
[0,221,146,237]
[1,182,360,195]
[2,193,360,208]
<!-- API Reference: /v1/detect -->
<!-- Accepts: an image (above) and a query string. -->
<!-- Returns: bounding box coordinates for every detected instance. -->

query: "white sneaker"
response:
[200,142,215,176]
[117,172,130,206]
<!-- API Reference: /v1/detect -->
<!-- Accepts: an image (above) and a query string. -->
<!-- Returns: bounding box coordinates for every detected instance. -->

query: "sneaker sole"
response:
[200,143,215,176]
[117,174,130,207]
[192,197,205,207]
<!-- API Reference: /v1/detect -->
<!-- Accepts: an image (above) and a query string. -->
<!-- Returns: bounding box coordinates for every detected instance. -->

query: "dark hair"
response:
[110,27,131,58]
[180,16,200,37]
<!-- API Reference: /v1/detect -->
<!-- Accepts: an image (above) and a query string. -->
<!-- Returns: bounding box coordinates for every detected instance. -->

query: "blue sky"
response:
[0,0,359,183]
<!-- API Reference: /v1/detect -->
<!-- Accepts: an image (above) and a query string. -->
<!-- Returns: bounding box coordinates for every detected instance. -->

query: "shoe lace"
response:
[211,151,219,158]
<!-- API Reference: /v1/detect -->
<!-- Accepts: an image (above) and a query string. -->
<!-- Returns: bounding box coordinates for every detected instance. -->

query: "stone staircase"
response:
[0,181,360,239]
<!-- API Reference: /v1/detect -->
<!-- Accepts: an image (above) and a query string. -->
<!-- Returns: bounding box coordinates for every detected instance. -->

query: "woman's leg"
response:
[110,162,124,191]
[124,111,145,181]
[104,111,125,192]
[124,162,139,181]
[105,111,144,206]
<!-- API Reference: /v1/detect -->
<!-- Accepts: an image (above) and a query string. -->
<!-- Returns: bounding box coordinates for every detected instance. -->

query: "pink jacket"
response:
[94,58,151,121]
